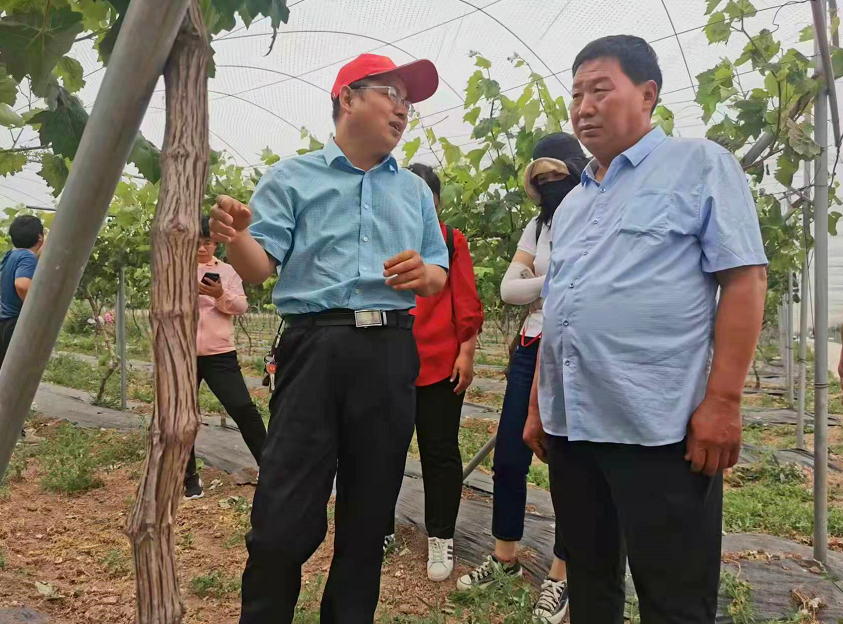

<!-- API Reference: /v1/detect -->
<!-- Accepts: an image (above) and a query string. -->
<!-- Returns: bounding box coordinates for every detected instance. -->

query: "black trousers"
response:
[186,351,267,476]
[240,325,418,624]
[387,376,466,539]
[546,435,722,624]
[0,316,18,371]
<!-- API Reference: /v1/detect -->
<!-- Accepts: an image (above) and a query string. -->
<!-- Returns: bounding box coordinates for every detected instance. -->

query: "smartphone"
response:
[203,272,220,283]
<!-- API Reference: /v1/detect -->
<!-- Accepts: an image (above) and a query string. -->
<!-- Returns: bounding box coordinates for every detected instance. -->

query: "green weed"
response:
[724,454,843,539]
[189,570,241,599]
[720,572,757,624]
[39,423,103,494]
[527,463,550,490]
[101,547,131,577]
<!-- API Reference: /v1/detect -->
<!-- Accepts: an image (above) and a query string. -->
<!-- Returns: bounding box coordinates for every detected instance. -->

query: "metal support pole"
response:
[779,302,787,362]
[787,274,795,409]
[0,0,192,480]
[462,433,497,481]
[815,0,842,149]
[812,0,831,565]
[797,161,812,451]
[117,267,127,411]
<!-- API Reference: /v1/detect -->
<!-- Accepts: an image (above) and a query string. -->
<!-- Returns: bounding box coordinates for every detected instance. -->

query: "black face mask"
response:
[538,176,578,213]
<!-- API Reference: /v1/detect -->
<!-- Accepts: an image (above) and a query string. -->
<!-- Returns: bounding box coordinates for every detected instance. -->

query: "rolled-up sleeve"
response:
[419,186,449,270]
[699,152,769,273]
[215,267,249,316]
[249,165,296,267]
[450,230,484,343]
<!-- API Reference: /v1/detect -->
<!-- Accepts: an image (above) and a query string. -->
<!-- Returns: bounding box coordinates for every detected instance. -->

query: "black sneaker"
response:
[383,534,396,555]
[183,474,204,500]
[456,554,522,590]
[533,579,569,623]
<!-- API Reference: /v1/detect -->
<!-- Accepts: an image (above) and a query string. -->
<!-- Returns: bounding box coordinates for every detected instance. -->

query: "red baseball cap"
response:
[330,54,439,104]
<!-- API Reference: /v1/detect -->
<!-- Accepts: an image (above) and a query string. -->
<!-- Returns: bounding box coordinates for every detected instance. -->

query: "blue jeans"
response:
[492,339,564,560]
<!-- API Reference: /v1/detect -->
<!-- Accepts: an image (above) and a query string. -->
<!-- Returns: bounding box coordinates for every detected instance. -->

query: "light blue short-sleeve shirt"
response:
[249,139,449,315]
[539,127,768,446]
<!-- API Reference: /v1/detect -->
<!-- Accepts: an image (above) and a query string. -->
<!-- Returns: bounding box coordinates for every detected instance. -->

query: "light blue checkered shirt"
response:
[539,127,768,446]
[249,140,449,315]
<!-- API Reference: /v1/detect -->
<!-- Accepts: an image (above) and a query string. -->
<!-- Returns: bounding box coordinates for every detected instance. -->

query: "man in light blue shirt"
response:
[522,36,767,623]
[209,54,448,624]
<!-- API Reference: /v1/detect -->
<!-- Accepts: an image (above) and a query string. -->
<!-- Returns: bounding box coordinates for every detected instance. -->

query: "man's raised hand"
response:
[210,195,252,244]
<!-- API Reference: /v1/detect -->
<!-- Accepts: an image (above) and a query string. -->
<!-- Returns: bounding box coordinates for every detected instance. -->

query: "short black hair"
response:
[200,215,211,239]
[9,215,43,249]
[331,78,372,123]
[407,163,440,200]
[572,35,663,111]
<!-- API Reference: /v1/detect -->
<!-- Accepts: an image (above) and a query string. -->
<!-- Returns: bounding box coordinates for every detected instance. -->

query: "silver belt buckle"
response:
[354,309,386,328]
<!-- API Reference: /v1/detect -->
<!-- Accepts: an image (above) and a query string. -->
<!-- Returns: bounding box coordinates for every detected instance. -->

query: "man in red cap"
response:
[209,54,446,624]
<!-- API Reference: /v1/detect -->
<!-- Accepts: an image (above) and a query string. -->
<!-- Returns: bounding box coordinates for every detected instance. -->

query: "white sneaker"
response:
[427,537,454,582]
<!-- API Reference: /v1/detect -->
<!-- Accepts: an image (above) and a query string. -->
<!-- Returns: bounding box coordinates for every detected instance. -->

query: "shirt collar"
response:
[621,126,668,167]
[323,138,398,173]
[580,126,668,186]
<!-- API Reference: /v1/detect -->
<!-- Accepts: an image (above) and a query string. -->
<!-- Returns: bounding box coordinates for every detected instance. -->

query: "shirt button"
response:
[355,288,361,295]
[600,188,606,194]
[563,320,569,327]
[564,360,571,366]
[569,282,575,289]
[363,236,369,242]
[593,219,599,225]
[583,250,588,256]
[364,204,370,210]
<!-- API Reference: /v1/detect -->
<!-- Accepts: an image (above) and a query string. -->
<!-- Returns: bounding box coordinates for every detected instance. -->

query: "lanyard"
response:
[520,323,541,348]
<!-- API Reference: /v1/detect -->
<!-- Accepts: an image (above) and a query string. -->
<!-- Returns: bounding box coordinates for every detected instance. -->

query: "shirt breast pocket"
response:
[618,191,670,243]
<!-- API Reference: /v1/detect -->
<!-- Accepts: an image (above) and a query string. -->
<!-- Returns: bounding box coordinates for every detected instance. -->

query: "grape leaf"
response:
[705,0,723,15]
[54,56,85,93]
[0,66,17,107]
[29,89,88,160]
[128,135,161,183]
[261,147,280,166]
[463,107,481,127]
[704,12,731,44]
[522,99,541,133]
[652,104,674,136]
[0,151,26,177]
[0,103,24,127]
[775,153,799,187]
[800,25,814,43]
[786,119,821,158]
[38,153,69,196]
[0,6,84,97]
[401,137,421,166]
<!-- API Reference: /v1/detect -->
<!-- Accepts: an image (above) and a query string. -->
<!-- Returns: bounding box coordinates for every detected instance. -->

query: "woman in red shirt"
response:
[386,163,484,583]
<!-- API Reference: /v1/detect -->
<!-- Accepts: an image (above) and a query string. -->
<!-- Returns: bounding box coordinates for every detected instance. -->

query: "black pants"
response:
[0,316,18,371]
[186,351,267,476]
[387,376,466,539]
[546,436,723,624]
[240,325,418,624]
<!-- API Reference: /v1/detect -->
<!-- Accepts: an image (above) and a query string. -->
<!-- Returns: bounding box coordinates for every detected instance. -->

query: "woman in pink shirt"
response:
[184,217,268,500]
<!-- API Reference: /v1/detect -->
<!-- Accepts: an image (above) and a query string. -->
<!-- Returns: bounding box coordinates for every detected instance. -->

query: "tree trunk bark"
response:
[125,1,209,622]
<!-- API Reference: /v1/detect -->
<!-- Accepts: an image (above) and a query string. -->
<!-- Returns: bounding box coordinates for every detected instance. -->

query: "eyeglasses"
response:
[354,85,416,117]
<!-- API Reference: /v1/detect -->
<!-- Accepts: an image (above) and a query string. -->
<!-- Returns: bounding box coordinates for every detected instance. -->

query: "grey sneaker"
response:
[456,554,522,590]
[183,474,204,500]
[533,579,569,623]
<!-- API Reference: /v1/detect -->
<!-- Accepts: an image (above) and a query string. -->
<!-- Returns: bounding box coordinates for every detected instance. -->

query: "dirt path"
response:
[16,381,843,621]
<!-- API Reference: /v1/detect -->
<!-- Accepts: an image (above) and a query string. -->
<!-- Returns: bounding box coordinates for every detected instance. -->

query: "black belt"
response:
[283,309,414,330]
